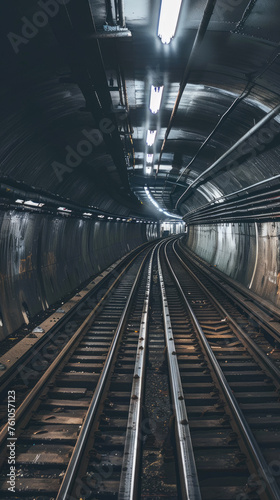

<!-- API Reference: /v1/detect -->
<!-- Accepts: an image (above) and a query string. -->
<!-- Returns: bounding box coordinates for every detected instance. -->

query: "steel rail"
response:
[56,246,153,500]
[176,102,280,210]
[157,244,202,500]
[0,245,150,452]
[118,245,156,499]
[172,240,280,389]
[163,240,280,500]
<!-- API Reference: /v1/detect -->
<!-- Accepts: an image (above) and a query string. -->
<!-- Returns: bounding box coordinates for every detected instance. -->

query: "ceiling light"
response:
[147,154,153,164]
[146,166,152,175]
[149,86,164,114]
[144,186,182,219]
[15,199,24,204]
[24,200,45,207]
[146,130,157,146]
[58,207,72,213]
[158,0,182,44]
[98,215,105,218]
[83,212,92,216]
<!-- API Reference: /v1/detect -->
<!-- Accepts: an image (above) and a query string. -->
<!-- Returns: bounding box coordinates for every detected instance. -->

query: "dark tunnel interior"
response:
[1,0,280,339]
[1,1,280,498]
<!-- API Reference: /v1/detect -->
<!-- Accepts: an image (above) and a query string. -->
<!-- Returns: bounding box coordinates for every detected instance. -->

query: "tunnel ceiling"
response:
[1,1,280,223]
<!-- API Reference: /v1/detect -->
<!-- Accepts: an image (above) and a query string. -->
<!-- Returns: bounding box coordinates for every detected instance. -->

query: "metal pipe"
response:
[105,0,114,25]
[181,174,280,219]
[184,193,280,218]
[157,0,218,173]
[185,211,280,224]
[176,87,251,184]
[173,50,280,187]
[183,191,280,222]
[176,102,280,209]
[185,205,280,225]
[118,0,125,27]
[0,182,122,219]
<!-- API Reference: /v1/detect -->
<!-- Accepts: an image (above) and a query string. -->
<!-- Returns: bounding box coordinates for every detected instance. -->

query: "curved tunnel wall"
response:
[184,222,280,308]
[0,211,158,340]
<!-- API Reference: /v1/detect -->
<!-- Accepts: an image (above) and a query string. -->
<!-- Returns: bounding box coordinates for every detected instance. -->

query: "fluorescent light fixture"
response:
[107,217,113,220]
[58,207,72,213]
[147,154,154,164]
[158,0,182,44]
[146,130,157,146]
[98,215,105,218]
[144,186,182,219]
[15,199,24,204]
[83,212,92,216]
[146,166,152,175]
[116,218,121,221]
[149,86,164,114]
[24,200,44,207]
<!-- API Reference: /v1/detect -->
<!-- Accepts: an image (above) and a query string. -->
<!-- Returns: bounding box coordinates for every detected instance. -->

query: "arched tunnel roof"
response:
[1,0,280,223]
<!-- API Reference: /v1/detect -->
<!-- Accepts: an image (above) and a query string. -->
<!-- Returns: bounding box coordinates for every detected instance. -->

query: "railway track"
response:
[0,241,155,430]
[159,239,280,500]
[0,242,155,498]
[176,239,280,351]
[0,236,279,499]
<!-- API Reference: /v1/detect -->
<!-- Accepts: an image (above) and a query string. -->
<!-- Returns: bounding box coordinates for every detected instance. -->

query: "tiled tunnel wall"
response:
[0,211,159,340]
[184,222,280,308]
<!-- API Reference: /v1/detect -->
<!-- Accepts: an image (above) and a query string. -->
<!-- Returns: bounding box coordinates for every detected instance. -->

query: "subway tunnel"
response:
[0,1,280,499]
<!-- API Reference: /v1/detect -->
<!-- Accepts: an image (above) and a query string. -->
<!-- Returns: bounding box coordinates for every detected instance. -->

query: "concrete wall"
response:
[0,211,158,340]
[184,222,280,308]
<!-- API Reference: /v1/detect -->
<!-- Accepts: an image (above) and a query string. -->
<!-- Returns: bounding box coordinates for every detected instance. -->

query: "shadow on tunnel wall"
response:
[0,211,158,340]
[184,222,280,308]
